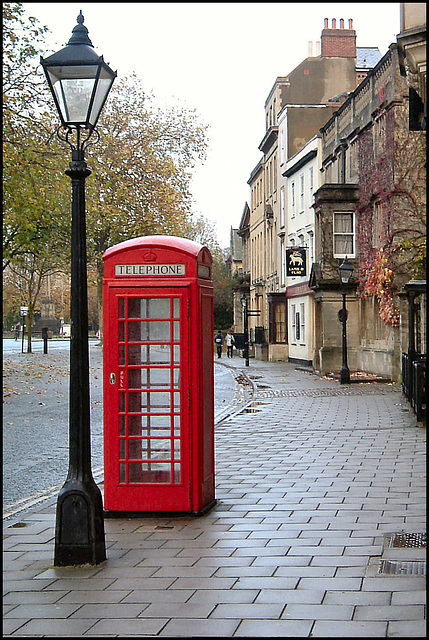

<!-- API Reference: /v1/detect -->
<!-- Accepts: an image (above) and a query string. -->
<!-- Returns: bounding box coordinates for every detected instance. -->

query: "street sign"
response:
[20,306,28,316]
[286,248,307,277]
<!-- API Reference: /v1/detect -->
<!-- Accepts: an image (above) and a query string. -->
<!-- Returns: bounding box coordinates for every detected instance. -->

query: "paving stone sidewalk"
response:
[3,358,426,637]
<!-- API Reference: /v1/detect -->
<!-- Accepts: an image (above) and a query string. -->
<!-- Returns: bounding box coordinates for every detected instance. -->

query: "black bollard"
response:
[42,327,48,354]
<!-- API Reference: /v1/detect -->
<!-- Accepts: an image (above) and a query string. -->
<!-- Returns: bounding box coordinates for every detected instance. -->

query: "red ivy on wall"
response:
[356,108,401,327]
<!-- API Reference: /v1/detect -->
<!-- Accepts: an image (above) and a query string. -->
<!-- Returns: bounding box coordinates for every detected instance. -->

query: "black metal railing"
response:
[402,352,426,422]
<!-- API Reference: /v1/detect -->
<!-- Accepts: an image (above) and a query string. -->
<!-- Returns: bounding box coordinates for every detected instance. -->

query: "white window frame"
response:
[333,211,355,258]
[280,127,286,165]
[291,304,296,342]
[308,230,314,265]
[290,181,296,217]
[280,237,286,287]
[299,173,304,212]
[280,186,285,228]
[300,302,305,344]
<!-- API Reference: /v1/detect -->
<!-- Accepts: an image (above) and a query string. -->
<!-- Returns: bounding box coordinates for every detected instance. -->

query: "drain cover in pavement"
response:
[379,560,426,576]
[388,532,426,548]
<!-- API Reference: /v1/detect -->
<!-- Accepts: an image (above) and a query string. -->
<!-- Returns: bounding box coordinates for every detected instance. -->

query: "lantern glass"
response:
[89,66,115,126]
[40,11,116,131]
[338,257,353,284]
[45,63,115,128]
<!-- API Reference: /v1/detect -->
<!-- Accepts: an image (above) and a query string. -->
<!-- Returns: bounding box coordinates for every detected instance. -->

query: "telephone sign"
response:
[115,264,185,277]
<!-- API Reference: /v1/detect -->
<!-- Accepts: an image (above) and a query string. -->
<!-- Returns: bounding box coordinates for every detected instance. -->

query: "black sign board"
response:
[286,248,307,277]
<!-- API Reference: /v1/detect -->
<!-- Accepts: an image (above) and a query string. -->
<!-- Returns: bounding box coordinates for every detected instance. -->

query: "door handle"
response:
[109,373,116,385]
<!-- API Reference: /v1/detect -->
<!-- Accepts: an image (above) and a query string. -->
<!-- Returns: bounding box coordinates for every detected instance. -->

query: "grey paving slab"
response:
[234,619,313,637]
[387,620,427,636]
[55,589,133,604]
[4,619,99,636]
[362,576,427,591]
[281,603,354,620]
[120,589,196,604]
[391,590,426,605]
[84,617,169,636]
[69,602,150,618]
[354,604,425,621]
[3,358,426,637]
[185,589,259,604]
[210,602,284,618]
[323,590,392,605]
[158,618,239,637]
[312,620,388,636]
[4,603,83,619]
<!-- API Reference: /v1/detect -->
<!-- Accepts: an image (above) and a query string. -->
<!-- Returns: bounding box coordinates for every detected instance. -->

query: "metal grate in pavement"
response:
[389,532,426,548]
[256,387,396,398]
[378,560,426,576]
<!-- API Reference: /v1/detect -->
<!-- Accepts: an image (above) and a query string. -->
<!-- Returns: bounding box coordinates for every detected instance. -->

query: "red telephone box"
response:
[102,236,215,514]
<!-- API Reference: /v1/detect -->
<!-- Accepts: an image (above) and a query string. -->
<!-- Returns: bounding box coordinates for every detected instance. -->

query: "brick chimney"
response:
[321,17,356,58]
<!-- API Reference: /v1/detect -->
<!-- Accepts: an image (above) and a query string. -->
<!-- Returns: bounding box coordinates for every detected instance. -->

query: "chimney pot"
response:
[348,18,353,29]
[321,17,356,58]
[308,41,313,57]
[324,18,329,28]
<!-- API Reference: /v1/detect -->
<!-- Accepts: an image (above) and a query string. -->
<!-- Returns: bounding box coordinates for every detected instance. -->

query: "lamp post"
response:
[338,256,354,385]
[41,12,116,566]
[241,294,249,367]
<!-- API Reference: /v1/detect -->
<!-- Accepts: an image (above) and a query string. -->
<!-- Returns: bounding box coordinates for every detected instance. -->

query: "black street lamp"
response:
[338,256,354,385]
[41,12,116,566]
[241,294,250,367]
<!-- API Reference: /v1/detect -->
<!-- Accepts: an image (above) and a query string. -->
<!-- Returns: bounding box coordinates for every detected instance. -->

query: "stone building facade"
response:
[237,17,383,364]
[282,135,321,365]
[311,41,426,380]
[234,7,425,383]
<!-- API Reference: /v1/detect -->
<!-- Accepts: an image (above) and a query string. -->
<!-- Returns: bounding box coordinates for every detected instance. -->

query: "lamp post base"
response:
[339,366,351,385]
[54,478,106,566]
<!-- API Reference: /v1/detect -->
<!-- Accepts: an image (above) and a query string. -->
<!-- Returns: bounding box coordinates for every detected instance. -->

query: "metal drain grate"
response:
[379,560,426,576]
[389,532,426,549]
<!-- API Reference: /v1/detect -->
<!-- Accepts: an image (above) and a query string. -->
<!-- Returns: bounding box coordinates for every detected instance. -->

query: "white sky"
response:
[23,2,401,247]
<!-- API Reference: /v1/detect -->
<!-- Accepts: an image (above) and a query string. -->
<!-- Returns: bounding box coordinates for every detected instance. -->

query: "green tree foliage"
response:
[185,215,234,329]
[212,257,234,330]
[84,73,209,275]
[82,73,209,332]
[3,2,67,271]
[4,5,214,338]
[3,3,71,346]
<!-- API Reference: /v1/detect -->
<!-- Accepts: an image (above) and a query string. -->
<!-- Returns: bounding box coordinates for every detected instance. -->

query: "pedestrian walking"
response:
[214,330,223,358]
[14,322,21,341]
[226,331,235,357]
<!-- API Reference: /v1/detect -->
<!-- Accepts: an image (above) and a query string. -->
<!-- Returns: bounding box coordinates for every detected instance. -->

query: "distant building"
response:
[282,135,321,365]
[238,18,383,364]
[235,203,251,334]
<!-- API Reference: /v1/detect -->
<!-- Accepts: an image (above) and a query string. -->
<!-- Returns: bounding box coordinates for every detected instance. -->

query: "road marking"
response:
[3,466,104,520]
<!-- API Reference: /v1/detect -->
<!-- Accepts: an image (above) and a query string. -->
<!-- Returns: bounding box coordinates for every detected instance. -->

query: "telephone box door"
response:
[104,287,191,512]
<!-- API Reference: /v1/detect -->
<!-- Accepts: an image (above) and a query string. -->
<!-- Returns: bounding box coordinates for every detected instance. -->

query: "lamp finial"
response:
[67,10,93,47]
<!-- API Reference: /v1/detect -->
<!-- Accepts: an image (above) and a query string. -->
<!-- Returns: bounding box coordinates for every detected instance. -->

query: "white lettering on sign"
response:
[115,264,186,277]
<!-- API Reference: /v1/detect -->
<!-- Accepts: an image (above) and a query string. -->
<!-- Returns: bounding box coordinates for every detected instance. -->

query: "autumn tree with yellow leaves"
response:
[3,4,211,341]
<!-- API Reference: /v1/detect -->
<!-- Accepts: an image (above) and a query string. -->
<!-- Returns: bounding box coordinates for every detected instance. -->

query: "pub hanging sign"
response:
[286,248,307,277]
